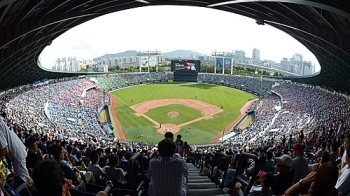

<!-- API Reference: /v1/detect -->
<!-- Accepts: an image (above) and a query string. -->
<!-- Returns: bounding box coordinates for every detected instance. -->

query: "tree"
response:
[200,65,215,73]
[158,66,164,72]
[273,72,279,76]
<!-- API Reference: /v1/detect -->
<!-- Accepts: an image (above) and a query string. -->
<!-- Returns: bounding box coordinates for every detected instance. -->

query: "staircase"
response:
[187,163,230,196]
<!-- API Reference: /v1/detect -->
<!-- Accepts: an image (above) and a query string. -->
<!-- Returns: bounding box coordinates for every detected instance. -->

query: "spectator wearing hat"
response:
[291,143,308,184]
[271,154,293,195]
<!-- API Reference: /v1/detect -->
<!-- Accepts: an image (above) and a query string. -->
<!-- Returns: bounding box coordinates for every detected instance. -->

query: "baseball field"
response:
[110,82,256,144]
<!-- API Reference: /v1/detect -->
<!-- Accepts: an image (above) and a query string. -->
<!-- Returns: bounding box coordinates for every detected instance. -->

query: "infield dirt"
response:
[130,99,223,134]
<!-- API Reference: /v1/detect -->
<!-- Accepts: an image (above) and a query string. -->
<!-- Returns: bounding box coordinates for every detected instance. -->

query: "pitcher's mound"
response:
[168,111,179,117]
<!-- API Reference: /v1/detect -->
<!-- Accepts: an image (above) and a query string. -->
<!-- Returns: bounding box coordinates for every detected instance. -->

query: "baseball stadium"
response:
[1,1,350,196]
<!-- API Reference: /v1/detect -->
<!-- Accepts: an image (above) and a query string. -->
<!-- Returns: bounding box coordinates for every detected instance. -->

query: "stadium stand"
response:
[1,0,350,195]
[1,71,350,195]
[198,74,274,97]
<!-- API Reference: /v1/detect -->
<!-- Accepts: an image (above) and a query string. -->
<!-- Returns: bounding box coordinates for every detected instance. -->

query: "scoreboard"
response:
[171,60,201,72]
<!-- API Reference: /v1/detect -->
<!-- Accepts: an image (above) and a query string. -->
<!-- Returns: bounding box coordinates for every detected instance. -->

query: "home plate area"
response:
[130,99,223,134]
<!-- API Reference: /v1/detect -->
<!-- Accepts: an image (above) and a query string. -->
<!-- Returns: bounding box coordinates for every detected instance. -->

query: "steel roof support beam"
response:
[277,3,316,28]
[43,0,71,18]
[208,0,350,19]
[308,7,340,35]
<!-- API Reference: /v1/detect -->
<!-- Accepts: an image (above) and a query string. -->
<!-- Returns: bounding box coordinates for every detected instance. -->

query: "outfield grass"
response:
[145,104,203,125]
[111,82,256,144]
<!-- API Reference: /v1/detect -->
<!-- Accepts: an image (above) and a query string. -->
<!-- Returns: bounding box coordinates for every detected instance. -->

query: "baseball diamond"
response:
[110,82,256,144]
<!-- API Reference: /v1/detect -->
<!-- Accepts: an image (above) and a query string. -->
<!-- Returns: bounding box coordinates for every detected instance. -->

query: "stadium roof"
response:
[0,0,350,92]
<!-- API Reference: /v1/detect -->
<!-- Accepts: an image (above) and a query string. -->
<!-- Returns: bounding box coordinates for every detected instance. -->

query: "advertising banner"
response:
[149,56,158,67]
[215,58,224,68]
[224,58,232,69]
[140,57,148,67]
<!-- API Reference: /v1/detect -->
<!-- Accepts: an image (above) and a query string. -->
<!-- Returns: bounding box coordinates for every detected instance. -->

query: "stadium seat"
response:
[127,152,147,196]
[109,188,133,196]
[85,183,105,194]
[69,189,96,196]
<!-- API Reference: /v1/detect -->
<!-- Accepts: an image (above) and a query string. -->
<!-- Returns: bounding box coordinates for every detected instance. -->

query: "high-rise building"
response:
[234,50,245,63]
[294,53,303,62]
[252,48,260,64]
[290,55,303,75]
[52,57,88,71]
[280,58,290,72]
[94,55,166,69]
[262,60,276,68]
[302,61,312,75]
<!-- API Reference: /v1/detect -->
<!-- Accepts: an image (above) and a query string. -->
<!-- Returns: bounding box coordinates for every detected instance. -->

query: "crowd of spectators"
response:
[197,73,274,97]
[228,95,281,147]
[82,89,105,109]
[96,72,173,90]
[0,78,109,144]
[1,72,350,195]
[48,80,106,138]
[196,82,350,195]
[53,80,94,106]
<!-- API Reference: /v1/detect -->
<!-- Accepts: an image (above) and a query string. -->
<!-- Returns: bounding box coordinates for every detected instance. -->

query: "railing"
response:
[213,152,229,188]
[234,152,259,196]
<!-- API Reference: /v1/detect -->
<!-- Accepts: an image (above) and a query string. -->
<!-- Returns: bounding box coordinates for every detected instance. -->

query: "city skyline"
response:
[39,5,321,72]
[51,48,317,64]
[53,48,316,76]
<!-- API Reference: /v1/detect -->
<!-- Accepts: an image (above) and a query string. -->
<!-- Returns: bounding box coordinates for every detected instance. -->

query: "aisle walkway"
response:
[187,163,230,196]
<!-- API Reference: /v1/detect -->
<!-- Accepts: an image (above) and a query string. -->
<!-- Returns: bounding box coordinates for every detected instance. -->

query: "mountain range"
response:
[93,50,203,61]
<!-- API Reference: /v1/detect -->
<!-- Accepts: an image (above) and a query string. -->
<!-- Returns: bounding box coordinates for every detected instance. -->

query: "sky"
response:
[39,5,320,71]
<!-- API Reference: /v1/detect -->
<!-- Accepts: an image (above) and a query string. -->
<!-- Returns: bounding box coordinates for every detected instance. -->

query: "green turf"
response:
[145,104,202,125]
[99,109,110,123]
[239,114,254,129]
[111,82,256,144]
